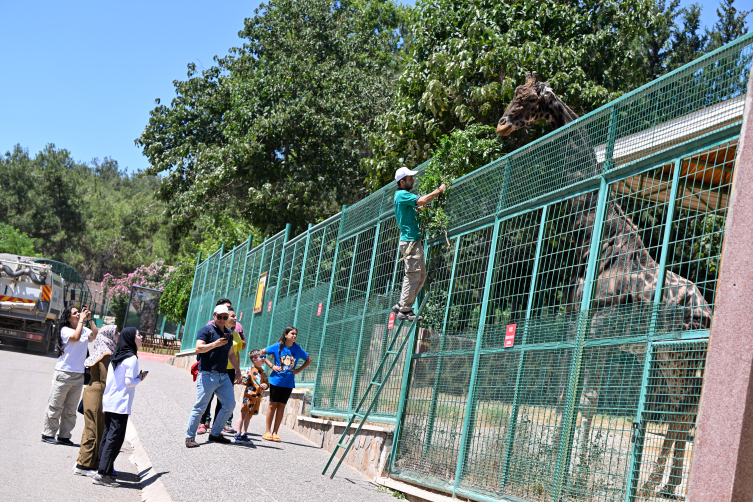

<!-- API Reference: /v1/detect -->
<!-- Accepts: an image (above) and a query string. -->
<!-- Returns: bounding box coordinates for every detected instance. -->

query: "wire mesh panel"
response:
[245,232,286,353]
[630,340,707,501]
[445,158,505,231]
[661,141,736,330]
[294,218,340,384]
[313,226,377,414]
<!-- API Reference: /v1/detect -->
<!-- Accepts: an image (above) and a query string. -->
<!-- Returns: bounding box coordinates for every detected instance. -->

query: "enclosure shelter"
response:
[178,34,753,502]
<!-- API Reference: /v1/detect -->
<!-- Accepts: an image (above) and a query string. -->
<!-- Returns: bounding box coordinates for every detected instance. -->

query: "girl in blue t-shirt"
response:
[261,326,311,442]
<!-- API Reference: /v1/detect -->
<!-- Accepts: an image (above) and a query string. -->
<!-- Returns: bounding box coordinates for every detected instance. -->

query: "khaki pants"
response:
[42,369,84,439]
[398,240,427,312]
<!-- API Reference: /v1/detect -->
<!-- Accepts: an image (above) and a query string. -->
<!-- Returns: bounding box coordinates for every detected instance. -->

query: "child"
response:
[235,349,269,444]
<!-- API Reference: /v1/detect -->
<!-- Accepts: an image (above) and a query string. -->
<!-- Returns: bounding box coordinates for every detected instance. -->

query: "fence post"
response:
[236,235,254,308]
[624,341,655,502]
[348,220,383,415]
[552,177,610,501]
[225,247,235,298]
[211,244,225,306]
[293,224,313,326]
[451,218,502,496]
[181,251,202,349]
[499,204,548,489]
[422,236,460,459]
[312,207,347,410]
[265,224,291,347]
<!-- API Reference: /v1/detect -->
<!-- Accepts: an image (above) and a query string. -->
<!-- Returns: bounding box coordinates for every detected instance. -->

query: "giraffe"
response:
[497,72,712,498]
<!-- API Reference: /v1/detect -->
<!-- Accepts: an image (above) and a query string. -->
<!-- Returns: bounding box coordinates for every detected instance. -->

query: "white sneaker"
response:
[73,466,96,477]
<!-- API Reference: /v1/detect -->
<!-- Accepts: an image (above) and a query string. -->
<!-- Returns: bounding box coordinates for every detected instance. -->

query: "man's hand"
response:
[213,337,229,348]
[272,365,282,372]
[234,373,242,384]
[438,183,446,193]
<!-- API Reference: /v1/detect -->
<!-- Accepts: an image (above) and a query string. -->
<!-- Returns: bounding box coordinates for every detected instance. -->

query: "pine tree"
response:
[667,4,708,71]
[707,0,750,51]
[641,0,682,79]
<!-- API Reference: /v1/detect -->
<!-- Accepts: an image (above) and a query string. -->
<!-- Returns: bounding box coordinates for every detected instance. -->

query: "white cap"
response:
[395,167,418,183]
[214,305,229,315]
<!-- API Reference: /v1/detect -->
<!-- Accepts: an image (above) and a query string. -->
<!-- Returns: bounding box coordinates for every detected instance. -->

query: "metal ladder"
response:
[322,298,427,478]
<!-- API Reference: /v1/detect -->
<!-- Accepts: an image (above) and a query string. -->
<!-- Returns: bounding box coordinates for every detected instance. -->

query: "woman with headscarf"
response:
[92,328,147,488]
[73,325,119,477]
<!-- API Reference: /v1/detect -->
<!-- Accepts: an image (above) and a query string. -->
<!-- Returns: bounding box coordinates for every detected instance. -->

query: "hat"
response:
[214,305,229,315]
[395,167,418,183]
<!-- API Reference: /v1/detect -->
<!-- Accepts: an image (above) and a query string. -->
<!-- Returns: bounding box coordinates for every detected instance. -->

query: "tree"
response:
[707,0,750,52]
[137,0,410,236]
[158,259,196,324]
[0,223,38,256]
[667,4,708,71]
[637,0,682,80]
[364,0,652,188]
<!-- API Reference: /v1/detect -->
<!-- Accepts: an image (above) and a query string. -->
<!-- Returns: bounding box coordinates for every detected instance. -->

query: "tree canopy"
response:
[137,0,410,236]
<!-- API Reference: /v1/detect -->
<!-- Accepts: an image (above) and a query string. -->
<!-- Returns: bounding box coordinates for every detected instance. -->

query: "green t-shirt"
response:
[394,190,421,241]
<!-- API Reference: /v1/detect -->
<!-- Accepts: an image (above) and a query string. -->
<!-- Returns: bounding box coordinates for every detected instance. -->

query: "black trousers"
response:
[98,412,129,475]
[202,369,234,424]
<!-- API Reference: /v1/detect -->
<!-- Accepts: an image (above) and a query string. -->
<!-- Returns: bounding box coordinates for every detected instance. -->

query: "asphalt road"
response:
[0,344,140,502]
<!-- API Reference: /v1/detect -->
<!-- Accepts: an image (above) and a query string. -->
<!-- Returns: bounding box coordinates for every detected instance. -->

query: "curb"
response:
[126,421,172,502]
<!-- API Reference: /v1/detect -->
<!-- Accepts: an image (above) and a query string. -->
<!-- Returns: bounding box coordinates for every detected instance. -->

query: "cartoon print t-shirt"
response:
[264,342,309,388]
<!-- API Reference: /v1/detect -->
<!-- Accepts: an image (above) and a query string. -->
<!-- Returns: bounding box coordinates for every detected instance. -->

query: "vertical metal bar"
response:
[236,235,253,307]
[265,224,291,347]
[330,232,360,408]
[293,224,313,326]
[552,177,610,501]
[651,158,683,309]
[624,341,655,502]
[313,224,328,289]
[312,208,346,404]
[182,251,202,349]
[348,220,382,415]
[211,244,225,305]
[604,105,619,173]
[499,205,548,489]
[389,320,419,473]
[452,219,503,496]
[225,247,235,297]
[159,316,166,337]
[246,238,267,347]
[422,236,460,459]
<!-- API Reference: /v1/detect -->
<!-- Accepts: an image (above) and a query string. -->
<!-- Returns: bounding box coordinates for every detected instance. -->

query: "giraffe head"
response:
[497,72,578,136]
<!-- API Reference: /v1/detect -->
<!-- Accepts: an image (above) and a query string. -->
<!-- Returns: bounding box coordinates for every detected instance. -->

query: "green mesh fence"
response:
[179,34,751,502]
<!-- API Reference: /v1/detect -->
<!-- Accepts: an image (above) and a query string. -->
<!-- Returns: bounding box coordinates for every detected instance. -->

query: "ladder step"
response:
[370,381,382,386]
[336,443,347,449]
[386,350,398,355]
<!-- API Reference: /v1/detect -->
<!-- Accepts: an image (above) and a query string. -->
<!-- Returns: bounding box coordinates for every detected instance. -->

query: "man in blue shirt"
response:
[392,167,445,321]
[185,305,242,448]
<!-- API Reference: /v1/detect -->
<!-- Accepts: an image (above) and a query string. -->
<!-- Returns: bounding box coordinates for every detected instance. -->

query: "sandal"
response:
[272,434,282,442]
[262,433,274,441]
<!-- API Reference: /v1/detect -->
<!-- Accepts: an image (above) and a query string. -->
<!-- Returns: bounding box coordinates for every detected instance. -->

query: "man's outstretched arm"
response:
[416,184,446,207]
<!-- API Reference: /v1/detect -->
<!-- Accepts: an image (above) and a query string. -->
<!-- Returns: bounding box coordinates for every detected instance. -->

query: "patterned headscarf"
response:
[85,325,118,367]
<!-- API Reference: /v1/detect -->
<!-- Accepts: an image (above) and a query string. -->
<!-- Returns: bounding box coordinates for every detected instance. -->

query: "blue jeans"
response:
[186,371,236,439]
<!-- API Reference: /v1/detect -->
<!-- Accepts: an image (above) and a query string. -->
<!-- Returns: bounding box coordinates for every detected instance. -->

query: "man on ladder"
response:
[392,167,445,322]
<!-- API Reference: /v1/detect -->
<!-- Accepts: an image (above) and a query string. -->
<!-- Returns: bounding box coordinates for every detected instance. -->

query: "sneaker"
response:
[56,437,74,446]
[234,433,245,444]
[241,433,252,443]
[185,438,199,448]
[396,311,416,322]
[41,435,58,445]
[73,465,96,477]
[223,425,236,434]
[92,473,119,487]
[391,304,401,314]
[208,433,231,444]
[197,423,207,435]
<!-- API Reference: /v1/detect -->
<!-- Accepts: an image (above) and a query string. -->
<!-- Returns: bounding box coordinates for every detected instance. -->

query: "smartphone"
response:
[138,370,149,378]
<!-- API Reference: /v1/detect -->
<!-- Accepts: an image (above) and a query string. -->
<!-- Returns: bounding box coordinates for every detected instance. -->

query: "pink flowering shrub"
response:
[101,261,173,303]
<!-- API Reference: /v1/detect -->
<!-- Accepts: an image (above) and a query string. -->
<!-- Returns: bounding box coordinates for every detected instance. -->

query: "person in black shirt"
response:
[184,305,242,447]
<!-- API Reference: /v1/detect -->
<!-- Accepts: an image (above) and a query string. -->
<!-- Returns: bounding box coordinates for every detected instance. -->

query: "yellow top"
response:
[227,330,243,369]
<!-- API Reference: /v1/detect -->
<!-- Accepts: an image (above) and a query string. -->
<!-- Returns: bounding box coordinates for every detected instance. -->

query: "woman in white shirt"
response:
[42,306,99,445]
[93,327,146,488]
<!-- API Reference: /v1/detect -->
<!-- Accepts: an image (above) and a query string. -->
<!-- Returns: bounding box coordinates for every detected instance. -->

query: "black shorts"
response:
[268,384,293,404]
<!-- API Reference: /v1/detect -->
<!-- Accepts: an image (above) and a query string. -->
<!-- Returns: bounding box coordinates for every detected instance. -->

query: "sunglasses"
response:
[216,315,229,320]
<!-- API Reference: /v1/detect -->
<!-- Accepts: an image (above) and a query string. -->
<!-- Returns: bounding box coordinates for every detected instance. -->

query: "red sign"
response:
[317,303,323,316]
[267,301,273,312]
[504,324,517,348]
[26,333,42,341]
[388,312,395,330]
[238,311,243,321]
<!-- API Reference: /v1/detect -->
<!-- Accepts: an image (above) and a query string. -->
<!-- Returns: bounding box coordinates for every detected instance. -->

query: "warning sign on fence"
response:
[317,303,323,316]
[388,312,395,330]
[505,324,516,348]
[267,301,272,312]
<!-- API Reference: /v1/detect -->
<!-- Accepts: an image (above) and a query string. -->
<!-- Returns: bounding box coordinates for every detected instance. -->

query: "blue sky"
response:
[0,0,745,174]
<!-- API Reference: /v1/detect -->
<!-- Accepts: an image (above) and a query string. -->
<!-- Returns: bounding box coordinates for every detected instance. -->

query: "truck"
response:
[0,257,65,353]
